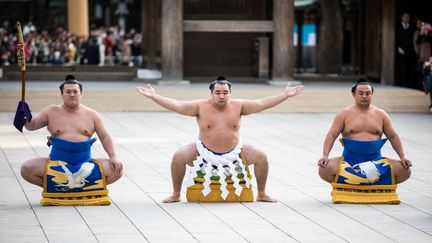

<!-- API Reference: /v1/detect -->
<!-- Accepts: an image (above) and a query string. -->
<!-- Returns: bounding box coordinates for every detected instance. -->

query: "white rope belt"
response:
[184,139,250,199]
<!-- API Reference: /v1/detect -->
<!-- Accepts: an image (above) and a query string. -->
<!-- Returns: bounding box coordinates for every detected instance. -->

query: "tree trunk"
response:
[317,0,343,74]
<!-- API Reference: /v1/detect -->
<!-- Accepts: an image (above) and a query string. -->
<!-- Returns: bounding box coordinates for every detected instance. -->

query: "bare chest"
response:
[47,111,95,137]
[198,105,241,131]
[343,114,383,136]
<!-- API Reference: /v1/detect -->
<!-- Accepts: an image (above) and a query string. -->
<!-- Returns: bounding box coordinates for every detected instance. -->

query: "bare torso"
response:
[196,100,242,153]
[46,104,96,142]
[341,105,384,140]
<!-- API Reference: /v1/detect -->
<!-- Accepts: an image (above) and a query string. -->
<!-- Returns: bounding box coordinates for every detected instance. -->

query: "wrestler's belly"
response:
[200,132,240,153]
[54,134,93,142]
[343,133,382,141]
[49,128,94,142]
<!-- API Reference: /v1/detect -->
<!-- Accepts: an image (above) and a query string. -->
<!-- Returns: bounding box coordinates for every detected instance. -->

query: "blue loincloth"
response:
[41,136,111,206]
[331,137,400,204]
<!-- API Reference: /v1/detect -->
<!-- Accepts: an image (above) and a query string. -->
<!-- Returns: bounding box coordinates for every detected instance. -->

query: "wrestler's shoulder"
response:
[194,99,208,104]
[338,106,354,116]
[372,106,390,118]
[230,99,247,105]
[81,105,100,115]
[196,99,213,108]
[372,105,386,113]
[43,104,62,112]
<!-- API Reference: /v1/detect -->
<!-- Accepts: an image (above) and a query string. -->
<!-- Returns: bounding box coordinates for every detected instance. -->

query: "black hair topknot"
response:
[209,76,232,92]
[351,78,374,94]
[356,78,367,84]
[60,74,82,93]
[65,74,76,81]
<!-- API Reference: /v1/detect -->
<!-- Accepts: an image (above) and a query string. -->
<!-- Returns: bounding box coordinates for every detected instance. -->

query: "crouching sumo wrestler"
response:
[318,80,411,204]
[18,76,123,205]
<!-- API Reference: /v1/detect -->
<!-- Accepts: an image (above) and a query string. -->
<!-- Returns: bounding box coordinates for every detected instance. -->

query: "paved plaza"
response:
[0,81,431,242]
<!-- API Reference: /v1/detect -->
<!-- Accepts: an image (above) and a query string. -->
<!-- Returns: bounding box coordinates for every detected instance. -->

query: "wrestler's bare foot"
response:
[162,192,181,203]
[256,192,277,203]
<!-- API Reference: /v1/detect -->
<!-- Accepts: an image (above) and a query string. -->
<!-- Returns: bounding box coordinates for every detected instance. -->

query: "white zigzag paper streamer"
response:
[184,139,249,200]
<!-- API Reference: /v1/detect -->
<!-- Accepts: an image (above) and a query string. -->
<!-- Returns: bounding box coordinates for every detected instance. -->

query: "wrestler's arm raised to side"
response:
[240,82,304,115]
[93,110,123,173]
[136,84,200,116]
[24,105,53,131]
[381,110,412,168]
[318,111,346,167]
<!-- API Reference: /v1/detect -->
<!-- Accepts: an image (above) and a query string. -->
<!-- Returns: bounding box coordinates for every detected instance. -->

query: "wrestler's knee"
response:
[172,151,185,163]
[172,145,195,166]
[318,166,331,182]
[395,163,411,183]
[20,161,32,180]
[111,163,124,182]
[243,145,267,165]
[403,167,412,179]
[318,160,337,183]
[21,159,41,178]
[98,159,123,184]
[115,162,124,176]
[109,168,123,184]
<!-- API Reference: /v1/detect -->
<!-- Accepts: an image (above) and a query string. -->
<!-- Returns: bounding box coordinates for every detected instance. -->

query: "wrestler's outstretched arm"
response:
[93,110,123,173]
[318,111,345,167]
[381,110,412,168]
[240,82,304,115]
[24,105,52,131]
[136,84,201,116]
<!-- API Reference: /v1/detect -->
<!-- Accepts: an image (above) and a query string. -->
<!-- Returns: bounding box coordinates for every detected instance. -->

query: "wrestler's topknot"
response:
[65,74,76,81]
[60,74,82,93]
[356,78,368,84]
[351,78,374,94]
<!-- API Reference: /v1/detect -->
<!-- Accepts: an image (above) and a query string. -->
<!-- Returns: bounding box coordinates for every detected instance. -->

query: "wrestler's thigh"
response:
[173,142,197,166]
[241,144,266,165]
[21,157,47,177]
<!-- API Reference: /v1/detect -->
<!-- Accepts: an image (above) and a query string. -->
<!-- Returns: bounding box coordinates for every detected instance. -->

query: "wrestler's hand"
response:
[136,84,155,99]
[400,158,412,169]
[109,157,123,173]
[318,155,329,167]
[284,82,305,98]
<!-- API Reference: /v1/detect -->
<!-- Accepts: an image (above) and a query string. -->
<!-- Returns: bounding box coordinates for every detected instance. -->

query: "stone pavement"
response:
[0,81,431,242]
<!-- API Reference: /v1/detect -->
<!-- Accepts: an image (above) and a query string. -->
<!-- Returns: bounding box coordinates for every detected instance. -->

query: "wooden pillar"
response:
[296,10,304,69]
[141,0,158,69]
[161,0,183,81]
[380,0,396,85]
[272,0,295,81]
[317,0,343,74]
[67,0,89,38]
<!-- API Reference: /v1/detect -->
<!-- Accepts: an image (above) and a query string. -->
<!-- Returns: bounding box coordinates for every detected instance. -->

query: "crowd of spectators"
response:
[0,20,142,67]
